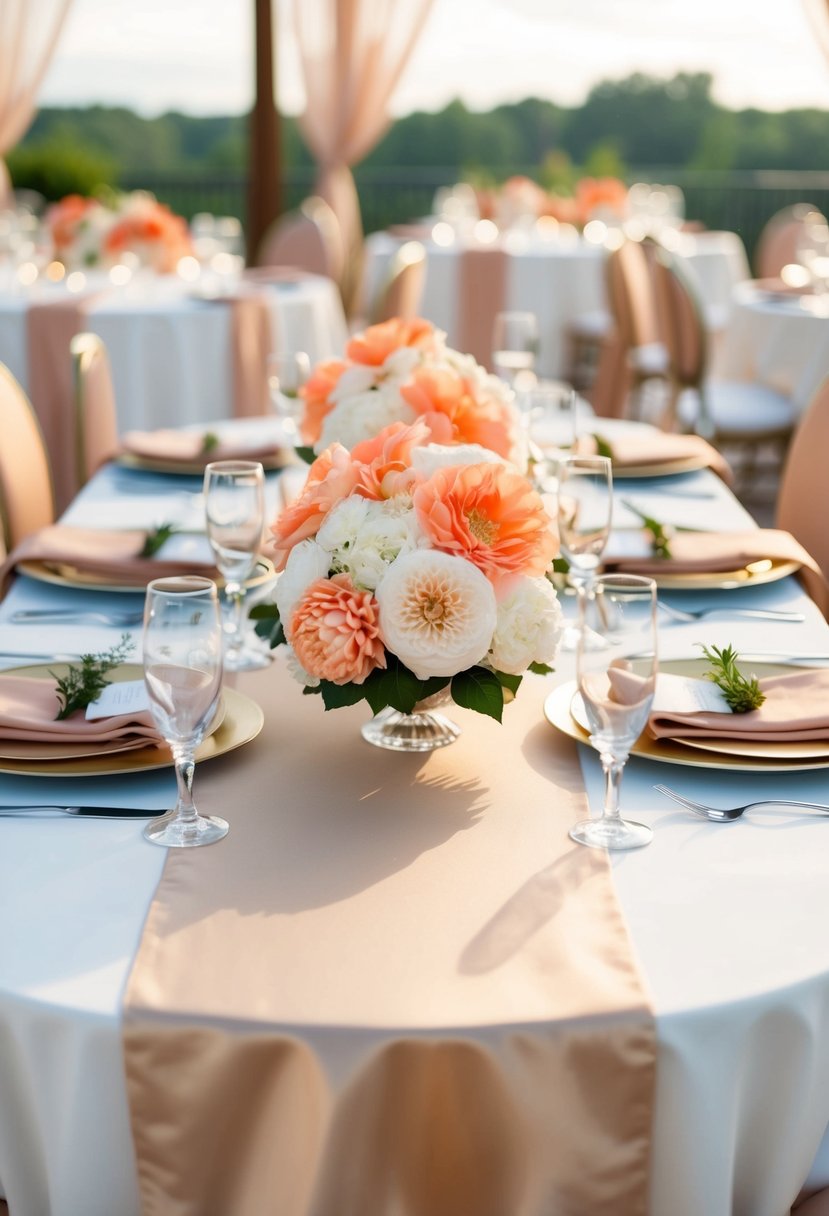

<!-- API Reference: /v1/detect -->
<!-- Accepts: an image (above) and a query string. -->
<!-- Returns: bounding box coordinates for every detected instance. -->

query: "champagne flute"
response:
[556,454,613,651]
[491,311,539,389]
[204,459,270,671]
[569,574,657,851]
[143,576,227,848]
[267,351,311,444]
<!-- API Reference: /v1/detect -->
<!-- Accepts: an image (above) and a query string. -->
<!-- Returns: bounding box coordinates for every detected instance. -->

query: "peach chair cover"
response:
[370,240,426,323]
[776,376,829,611]
[794,1187,829,1214]
[652,251,707,390]
[755,204,826,279]
[70,331,119,487]
[591,239,666,418]
[0,362,53,554]
[256,196,345,284]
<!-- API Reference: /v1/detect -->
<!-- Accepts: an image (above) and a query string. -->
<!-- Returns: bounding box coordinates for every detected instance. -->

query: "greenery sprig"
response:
[201,431,220,454]
[52,635,134,720]
[591,432,614,460]
[700,643,766,714]
[140,522,177,558]
[622,500,674,558]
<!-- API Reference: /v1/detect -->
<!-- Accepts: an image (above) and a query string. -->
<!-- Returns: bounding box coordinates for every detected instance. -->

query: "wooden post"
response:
[247,0,281,265]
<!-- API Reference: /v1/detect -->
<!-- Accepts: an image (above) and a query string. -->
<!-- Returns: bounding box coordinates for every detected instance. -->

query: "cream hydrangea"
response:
[375,549,496,679]
[488,575,563,675]
[317,385,415,453]
[411,442,507,479]
[318,497,424,591]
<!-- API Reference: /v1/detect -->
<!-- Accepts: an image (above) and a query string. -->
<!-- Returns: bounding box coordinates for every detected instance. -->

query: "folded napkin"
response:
[648,669,829,743]
[121,428,286,468]
[1,525,218,594]
[576,430,733,484]
[0,673,162,745]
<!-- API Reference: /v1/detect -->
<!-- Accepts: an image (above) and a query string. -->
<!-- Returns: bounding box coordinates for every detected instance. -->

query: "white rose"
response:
[331,363,377,401]
[274,539,330,627]
[411,442,507,478]
[375,549,496,679]
[488,575,563,675]
[316,495,370,555]
[316,387,414,453]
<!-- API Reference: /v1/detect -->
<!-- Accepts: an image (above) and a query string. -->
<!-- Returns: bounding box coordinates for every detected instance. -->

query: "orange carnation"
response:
[400,367,515,460]
[351,419,431,499]
[299,359,348,446]
[270,444,359,569]
[288,574,386,685]
[346,317,436,366]
[413,462,557,584]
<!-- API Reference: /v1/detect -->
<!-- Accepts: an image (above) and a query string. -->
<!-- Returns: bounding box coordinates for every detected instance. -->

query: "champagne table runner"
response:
[123,662,655,1216]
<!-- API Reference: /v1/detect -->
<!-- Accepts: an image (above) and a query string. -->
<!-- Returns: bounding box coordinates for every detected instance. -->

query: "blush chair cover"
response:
[256,196,345,288]
[0,361,54,555]
[369,240,426,324]
[755,203,826,279]
[776,376,829,615]
[592,239,668,418]
[70,331,119,488]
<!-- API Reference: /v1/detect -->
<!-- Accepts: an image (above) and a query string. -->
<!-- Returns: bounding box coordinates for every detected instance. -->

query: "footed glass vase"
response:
[360,689,460,752]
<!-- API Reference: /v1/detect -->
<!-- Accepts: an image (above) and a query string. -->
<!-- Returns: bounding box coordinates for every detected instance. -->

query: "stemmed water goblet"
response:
[491,311,539,389]
[569,574,657,851]
[556,454,613,651]
[143,576,227,848]
[204,459,270,671]
[267,351,311,444]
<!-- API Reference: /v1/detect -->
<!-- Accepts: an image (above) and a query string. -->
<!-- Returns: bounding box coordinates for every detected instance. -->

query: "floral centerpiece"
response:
[46,190,193,273]
[296,316,527,470]
[254,417,562,750]
[474,174,629,230]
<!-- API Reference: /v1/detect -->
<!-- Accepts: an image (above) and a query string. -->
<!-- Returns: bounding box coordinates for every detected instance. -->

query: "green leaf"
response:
[369,656,425,714]
[699,643,766,713]
[249,602,286,648]
[52,634,134,720]
[319,680,368,710]
[551,556,570,575]
[493,669,522,694]
[528,661,554,675]
[621,499,674,559]
[139,523,177,558]
[591,432,614,460]
[302,684,322,696]
[201,431,220,454]
[294,445,316,465]
[450,666,504,722]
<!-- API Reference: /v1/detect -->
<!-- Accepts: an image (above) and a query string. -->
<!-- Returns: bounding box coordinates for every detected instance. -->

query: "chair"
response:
[71,332,120,488]
[368,241,426,324]
[0,362,54,553]
[255,195,345,287]
[755,203,826,280]
[776,376,829,608]
[653,249,794,492]
[794,1187,829,1213]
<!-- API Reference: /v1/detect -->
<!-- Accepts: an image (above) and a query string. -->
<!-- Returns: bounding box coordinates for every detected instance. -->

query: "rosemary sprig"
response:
[201,431,220,454]
[52,635,135,720]
[140,522,177,558]
[700,643,766,714]
[622,499,674,558]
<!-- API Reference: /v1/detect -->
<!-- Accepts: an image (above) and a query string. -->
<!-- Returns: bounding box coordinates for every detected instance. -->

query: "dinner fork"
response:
[654,784,829,822]
[657,601,804,624]
[9,609,144,626]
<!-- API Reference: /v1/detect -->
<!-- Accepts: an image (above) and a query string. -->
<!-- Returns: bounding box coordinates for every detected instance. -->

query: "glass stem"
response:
[225,583,243,651]
[172,747,198,825]
[601,755,625,823]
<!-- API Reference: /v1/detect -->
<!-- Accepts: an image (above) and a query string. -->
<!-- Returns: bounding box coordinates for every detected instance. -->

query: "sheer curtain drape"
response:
[292,0,434,301]
[803,0,829,61]
[0,0,74,204]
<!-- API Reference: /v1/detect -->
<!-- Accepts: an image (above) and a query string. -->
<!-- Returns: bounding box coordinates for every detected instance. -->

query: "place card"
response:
[86,679,151,720]
[652,671,731,715]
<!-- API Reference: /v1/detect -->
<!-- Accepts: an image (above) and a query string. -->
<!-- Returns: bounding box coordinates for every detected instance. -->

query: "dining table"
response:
[1,425,829,1216]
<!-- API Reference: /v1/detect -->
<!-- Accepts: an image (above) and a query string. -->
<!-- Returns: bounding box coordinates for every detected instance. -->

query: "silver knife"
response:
[0,806,165,818]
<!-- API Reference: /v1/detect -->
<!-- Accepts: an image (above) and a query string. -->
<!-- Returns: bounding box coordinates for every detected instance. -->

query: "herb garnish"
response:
[201,431,220,454]
[700,643,766,713]
[140,522,177,558]
[591,432,614,460]
[622,500,674,558]
[52,635,135,720]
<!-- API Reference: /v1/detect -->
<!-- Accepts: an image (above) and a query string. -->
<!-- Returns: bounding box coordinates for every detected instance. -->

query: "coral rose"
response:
[400,367,515,460]
[288,574,386,685]
[270,443,359,569]
[346,317,436,366]
[299,359,348,446]
[413,462,557,584]
[351,419,431,500]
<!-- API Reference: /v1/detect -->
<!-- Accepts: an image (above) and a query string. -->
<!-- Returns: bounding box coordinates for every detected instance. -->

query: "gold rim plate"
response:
[16,555,275,596]
[543,658,829,772]
[117,451,288,477]
[0,664,263,776]
[652,556,800,591]
[612,454,709,479]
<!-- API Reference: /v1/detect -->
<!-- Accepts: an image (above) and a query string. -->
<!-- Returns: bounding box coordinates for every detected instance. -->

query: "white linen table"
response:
[0,453,828,1215]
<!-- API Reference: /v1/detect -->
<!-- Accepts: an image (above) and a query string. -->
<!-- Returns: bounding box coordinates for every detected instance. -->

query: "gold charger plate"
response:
[0,664,263,776]
[543,658,829,773]
[16,555,275,596]
[651,556,800,591]
[612,454,709,479]
[117,450,289,477]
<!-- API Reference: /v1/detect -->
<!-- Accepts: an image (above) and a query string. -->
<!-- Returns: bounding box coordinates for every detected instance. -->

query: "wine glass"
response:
[267,351,311,444]
[143,576,227,848]
[569,574,657,851]
[556,454,613,650]
[204,459,270,671]
[491,311,539,389]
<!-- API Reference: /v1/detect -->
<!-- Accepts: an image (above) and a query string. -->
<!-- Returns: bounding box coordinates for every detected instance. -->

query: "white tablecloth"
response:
[363,229,750,377]
[0,273,348,432]
[714,281,829,416]
[1,452,828,1215]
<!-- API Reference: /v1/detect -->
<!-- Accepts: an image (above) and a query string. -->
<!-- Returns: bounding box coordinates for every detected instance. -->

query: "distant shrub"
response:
[6,139,118,201]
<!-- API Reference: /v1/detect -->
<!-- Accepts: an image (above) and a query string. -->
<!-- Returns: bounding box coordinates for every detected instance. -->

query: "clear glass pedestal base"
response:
[568,815,653,851]
[361,706,461,752]
[144,809,229,848]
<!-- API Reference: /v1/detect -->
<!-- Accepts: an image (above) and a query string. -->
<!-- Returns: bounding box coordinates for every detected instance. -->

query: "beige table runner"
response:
[123,662,655,1216]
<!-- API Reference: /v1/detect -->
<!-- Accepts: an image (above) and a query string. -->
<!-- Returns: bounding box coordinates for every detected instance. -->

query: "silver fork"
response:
[654,784,829,822]
[9,610,144,626]
[657,601,804,624]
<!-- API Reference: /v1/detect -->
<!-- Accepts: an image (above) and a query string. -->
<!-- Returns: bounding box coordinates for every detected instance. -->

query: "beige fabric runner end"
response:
[456,244,509,371]
[123,663,656,1216]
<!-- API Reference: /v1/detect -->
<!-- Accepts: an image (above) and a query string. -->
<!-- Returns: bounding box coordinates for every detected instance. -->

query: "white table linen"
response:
[0,274,348,432]
[0,454,828,1215]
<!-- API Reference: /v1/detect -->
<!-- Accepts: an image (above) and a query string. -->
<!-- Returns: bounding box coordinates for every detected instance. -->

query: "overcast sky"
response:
[39,0,829,118]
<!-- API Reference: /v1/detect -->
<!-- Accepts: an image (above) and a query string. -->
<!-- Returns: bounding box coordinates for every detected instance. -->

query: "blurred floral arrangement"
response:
[256,417,561,721]
[297,316,527,469]
[46,190,193,273]
[474,174,629,230]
